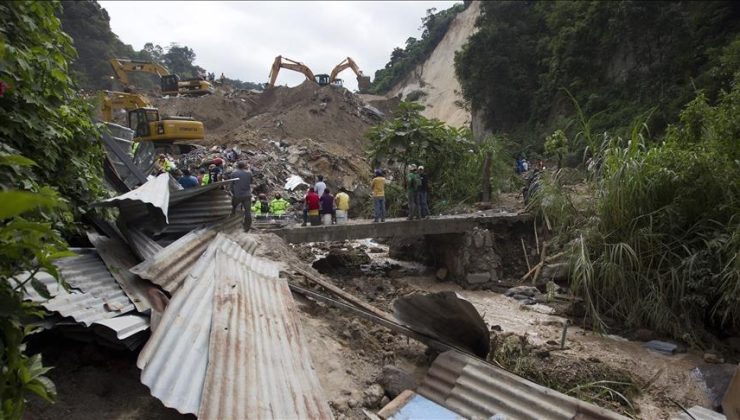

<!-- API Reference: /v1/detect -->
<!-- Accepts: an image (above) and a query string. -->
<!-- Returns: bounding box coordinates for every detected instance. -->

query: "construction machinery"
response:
[99,91,204,146]
[109,58,214,97]
[267,55,371,92]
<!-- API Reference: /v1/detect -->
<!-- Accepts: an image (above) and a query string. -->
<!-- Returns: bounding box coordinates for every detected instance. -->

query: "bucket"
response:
[336,210,347,224]
[322,214,333,225]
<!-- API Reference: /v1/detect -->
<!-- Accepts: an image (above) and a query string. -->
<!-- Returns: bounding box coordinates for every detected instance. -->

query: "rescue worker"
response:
[227,161,253,231]
[303,187,320,226]
[155,154,175,174]
[320,188,336,225]
[178,169,199,189]
[201,165,215,185]
[257,193,270,218]
[269,193,290,217]
[371,169,386,223]
[418,165,430,218]
[251,196,261,216]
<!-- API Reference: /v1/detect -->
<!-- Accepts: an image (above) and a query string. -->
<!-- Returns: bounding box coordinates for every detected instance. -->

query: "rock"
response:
[380,396,390,408]
[505,285,539,298]
[347,398,359,409]
[362,384,385,408]
[704,353,725,364]
[644,340,678,354]
[540,263,569,281]
[379,365,417,399]
[633,328,656,342]
[436,267,448,281]
[466,272,491,284]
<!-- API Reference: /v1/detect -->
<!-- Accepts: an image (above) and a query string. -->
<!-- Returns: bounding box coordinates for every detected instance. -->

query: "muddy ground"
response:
[26,232,721,420]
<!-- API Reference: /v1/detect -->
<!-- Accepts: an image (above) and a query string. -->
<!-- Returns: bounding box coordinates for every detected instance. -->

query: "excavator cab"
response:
[161,75,180,96]
[314,74,331,86]
[331,78,344,87]
[128,108,160,138]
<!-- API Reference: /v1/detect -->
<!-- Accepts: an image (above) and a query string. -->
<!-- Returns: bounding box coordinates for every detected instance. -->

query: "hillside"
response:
[387,1,480,128]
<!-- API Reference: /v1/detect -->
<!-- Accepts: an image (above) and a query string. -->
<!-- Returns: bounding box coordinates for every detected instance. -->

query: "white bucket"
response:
[322,214,333,225]
[336,210,348,224]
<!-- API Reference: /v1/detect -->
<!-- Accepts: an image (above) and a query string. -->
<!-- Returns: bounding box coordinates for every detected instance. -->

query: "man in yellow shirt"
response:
[371,169,386,222]
[335,187,350,224]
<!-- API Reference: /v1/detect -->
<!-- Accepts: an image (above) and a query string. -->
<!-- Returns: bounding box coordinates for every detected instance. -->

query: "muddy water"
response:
[308,239,712,419]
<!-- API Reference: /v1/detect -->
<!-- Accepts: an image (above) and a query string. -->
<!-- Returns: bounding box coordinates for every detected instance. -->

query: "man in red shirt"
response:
[302,187,321,226]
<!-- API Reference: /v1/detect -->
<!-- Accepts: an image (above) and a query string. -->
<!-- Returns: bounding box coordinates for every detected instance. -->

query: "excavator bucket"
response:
[358,75,371,92]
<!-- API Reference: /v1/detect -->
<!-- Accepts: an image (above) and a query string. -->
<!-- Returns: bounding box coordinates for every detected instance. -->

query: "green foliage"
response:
[0,154,72,419]
[369,4,467,94]
[544,129,568,168]
[366,102,513,216]
[1,0,106,234]
[455,1,740,152]
[560,81,740,342]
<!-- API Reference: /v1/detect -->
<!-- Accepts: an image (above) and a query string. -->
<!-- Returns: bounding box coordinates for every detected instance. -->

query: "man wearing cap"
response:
[406,164,421,220]
[418,165,430,219]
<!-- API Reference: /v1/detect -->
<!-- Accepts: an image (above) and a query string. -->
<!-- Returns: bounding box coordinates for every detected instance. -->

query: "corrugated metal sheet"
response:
[137,234,237,414]
[198,244,331,419]
[119,224,164,261]
[98,122,149,191]
[129,216,250,294]
[94,172,171,227]
[93,314,150,350]
[417,350,627,420]
[672,406,726,420]
[20,252,135,326]
[161,188,232,234]
[138,234,328,417]
[88,232,152,313]
[169,179,236,206]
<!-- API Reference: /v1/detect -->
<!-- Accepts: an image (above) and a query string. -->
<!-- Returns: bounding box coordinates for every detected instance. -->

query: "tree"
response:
[1,2,105,417]
[163,43,198,78]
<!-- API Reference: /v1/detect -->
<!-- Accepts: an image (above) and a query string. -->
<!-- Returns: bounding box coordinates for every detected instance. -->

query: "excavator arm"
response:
[329,57,371,92]
[268,56,316,87]
[109,58,171,87]
[100,90,152,122]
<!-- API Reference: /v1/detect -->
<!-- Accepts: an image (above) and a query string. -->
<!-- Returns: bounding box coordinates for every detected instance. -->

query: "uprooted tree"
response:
[1,1,105,418]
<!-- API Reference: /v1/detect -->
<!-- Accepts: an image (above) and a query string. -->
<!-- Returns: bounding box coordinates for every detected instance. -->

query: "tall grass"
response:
[544,81,740,342]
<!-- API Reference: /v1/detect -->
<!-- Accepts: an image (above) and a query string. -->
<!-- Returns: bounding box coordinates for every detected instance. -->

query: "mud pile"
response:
[160,81,397,211]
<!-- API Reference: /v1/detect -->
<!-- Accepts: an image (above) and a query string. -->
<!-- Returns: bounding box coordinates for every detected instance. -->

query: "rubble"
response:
[379,365,417,399]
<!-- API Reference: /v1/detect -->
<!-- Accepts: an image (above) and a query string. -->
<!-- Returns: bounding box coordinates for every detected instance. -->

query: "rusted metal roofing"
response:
[138,234,329,418]
[129,216,249,294]
[198,244,331,419]
[137,234,235,414]
[94,172,171,227]
[417,350,627,420]
[88,232,152,313]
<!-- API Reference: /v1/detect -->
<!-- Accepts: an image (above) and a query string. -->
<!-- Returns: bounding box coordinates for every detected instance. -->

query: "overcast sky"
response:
[99,1,459,91]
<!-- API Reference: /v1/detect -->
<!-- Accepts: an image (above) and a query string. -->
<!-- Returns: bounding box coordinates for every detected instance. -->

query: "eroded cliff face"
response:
[388,1,481,129]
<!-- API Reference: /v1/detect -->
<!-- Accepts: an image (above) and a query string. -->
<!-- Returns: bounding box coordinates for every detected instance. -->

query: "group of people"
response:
[302,175,351,226]
[155,153,230,190]
[405,164,430,220]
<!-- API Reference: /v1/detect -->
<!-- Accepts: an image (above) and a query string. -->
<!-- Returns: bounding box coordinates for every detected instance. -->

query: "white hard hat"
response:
[408,164,417,171]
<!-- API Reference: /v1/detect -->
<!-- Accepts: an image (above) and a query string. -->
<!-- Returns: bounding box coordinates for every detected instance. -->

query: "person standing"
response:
[371,169,386,222]
[304,187,321,226]
[178,169,199,189]
[320,188,336,225]
[406,164,421,220]
[227,161,253,232]
[417,165,430,219]
[314,175,326,197]
[335,187,350,224]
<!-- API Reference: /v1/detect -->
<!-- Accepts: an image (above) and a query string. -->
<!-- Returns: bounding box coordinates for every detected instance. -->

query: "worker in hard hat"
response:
[269,193,290,217]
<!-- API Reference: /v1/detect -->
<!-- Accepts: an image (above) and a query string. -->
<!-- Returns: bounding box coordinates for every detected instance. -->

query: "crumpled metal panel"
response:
[129,216,250,294]
[119,224,164,261]
[137,233,257,414]
[137,234,328,418]
[88,232,152,313]
[169,179,236,206]
[93,314,150,351]
[94,172,171,227]
[198,244,331,419]
[418,350,627,420]
[19,252,135,327]
[161,188,232,234]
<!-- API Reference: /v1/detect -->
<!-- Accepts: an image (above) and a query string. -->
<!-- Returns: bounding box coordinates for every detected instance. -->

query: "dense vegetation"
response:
[1,1,107,418]
[368,3,467,94]
[528,80,740,344]
[455,1,740,154]
[366,102,516,216]
[59,0,261,92]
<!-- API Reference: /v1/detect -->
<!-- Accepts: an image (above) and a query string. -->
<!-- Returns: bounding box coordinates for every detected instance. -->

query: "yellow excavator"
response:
[267,56,371,92]
[109,58,214,96]
[100,91,204,146]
